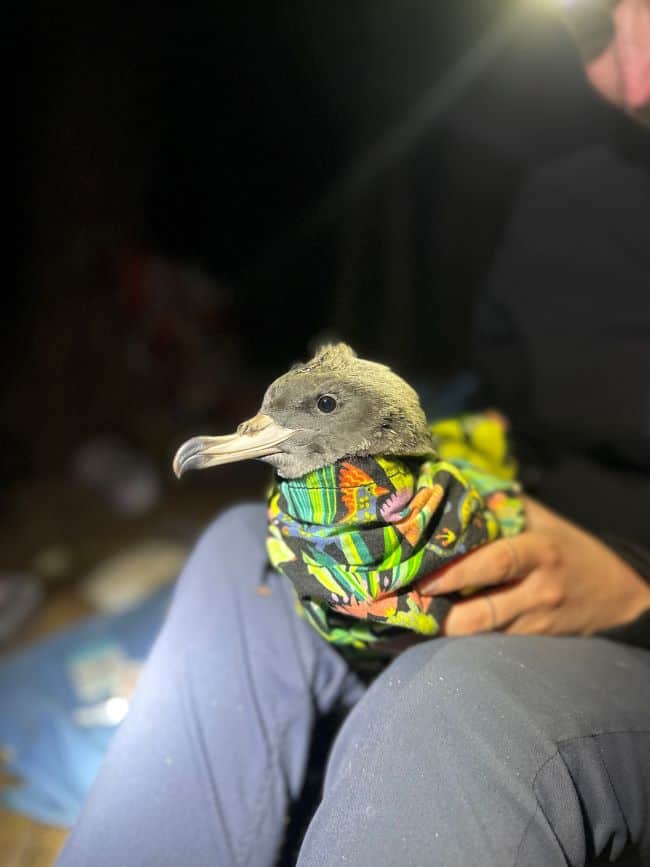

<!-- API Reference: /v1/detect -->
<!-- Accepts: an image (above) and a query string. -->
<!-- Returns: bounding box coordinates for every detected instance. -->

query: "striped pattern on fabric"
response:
[267,413,525,652]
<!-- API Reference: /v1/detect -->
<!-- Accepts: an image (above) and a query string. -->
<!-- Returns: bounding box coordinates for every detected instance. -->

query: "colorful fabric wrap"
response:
[266,413,525,652]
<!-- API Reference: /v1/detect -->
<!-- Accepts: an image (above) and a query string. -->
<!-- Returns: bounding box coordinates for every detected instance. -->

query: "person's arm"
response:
[415,496,650,647]
[596,536,650,646]
[452,0,650,648]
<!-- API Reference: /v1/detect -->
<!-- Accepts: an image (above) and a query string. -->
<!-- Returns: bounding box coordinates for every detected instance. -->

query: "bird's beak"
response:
[173,414,296,478]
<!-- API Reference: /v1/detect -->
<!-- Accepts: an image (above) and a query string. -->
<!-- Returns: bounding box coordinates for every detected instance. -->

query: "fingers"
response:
[502,613,556,636]
[520,495,560,529]
[418,533,548,596]
[443,581,532,636]
[443,567,567,637]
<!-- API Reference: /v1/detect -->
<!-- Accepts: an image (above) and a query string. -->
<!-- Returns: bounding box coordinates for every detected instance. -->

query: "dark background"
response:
[7,0,632,484]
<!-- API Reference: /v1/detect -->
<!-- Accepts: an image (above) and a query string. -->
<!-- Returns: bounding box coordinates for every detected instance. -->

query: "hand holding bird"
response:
[417,496,650,637]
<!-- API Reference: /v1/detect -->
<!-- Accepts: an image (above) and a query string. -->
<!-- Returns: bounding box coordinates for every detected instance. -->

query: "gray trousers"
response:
[58,505,650,867]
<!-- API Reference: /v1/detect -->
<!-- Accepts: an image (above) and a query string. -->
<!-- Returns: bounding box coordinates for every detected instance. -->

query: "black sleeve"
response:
[595,538,650,650]
[470,145,650,651]
[471,146,650,458]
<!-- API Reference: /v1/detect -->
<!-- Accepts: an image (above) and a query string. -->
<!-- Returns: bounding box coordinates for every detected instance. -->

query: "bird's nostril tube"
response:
[237,414,273,436]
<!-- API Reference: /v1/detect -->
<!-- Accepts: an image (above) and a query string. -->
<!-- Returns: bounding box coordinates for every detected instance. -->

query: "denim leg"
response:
[298,635,650,867]
[57,504,364,867]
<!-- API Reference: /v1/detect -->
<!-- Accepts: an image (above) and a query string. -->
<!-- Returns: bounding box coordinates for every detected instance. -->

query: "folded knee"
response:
[365,635,547,746]
[195,502,268,553]
[173,502,269,598]
[390,634,537,687]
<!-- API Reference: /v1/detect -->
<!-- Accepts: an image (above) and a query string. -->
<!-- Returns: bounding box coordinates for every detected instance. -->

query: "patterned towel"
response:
[267,413,525,652]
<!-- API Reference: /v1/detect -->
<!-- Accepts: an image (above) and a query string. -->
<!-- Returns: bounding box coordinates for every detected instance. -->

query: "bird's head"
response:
[173,343,435,479]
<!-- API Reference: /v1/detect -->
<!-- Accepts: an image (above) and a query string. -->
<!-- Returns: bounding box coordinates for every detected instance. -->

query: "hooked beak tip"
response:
[172,436,207,479]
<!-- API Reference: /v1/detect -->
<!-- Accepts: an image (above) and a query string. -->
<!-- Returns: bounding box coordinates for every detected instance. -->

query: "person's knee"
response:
[333,635,541,767]
[196,501,267,553]
[387,634,531,692]
[303,638,543,867]
[174,502,268,601]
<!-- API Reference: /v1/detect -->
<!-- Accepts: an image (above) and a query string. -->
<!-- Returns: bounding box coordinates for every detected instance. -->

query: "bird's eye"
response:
[316,394,337,413]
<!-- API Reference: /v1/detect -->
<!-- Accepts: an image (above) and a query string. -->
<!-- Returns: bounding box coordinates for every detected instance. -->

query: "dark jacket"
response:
[472,140,650,647]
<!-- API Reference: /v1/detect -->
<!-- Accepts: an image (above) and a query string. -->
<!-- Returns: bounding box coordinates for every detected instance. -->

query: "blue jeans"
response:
[57,505,650,866]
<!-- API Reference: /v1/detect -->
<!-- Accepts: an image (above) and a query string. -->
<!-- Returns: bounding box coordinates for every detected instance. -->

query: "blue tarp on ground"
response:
[0,586,172,827]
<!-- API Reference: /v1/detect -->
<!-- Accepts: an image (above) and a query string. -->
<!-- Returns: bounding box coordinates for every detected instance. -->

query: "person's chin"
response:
[631,103,650,128]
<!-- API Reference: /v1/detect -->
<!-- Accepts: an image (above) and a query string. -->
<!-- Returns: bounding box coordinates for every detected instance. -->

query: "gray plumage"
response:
[173,343,435,479]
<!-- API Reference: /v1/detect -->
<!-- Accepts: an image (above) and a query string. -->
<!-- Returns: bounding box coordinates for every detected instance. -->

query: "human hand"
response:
[416,496,650,637]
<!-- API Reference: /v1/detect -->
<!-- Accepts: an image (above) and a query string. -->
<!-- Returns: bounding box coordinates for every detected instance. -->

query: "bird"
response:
[173,342,524,652]
[173,342,435,481]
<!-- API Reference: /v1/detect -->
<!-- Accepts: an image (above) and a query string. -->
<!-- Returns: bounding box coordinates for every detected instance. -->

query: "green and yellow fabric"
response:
[267,412,524,652]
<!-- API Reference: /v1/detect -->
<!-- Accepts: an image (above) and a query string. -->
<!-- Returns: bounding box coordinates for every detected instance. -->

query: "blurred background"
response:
[1,0,642,862]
